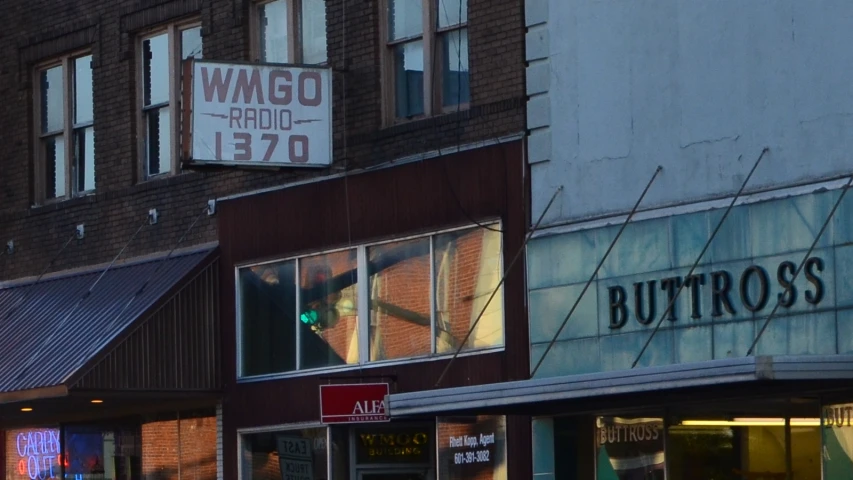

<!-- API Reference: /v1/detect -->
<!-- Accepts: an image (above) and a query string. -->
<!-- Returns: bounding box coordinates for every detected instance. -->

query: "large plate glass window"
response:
[238,223,503,378]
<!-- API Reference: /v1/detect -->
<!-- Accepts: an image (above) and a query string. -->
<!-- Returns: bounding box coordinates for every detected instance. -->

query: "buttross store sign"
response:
[607,257,825,329]
[185,60,332,167]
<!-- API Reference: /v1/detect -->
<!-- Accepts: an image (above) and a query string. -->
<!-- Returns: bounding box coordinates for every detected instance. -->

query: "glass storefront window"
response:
[823,403,853,478]
[241,428,328,480]
[436,415,507,480]
[6,427,61,480]
[299,250,360,369]
[369,237,432,361]
[667,418,820,480]
[238,224,504,378]
[596,417,664,480]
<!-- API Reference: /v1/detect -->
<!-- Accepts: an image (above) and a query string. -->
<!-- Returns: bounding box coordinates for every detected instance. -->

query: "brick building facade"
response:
[0,0,528,479]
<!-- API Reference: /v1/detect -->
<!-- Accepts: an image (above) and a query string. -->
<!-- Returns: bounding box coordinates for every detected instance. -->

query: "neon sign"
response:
[14,430,60,480]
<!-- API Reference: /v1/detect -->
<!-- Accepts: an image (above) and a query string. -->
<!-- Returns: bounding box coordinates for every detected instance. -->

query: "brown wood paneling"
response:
[71,260,220,392]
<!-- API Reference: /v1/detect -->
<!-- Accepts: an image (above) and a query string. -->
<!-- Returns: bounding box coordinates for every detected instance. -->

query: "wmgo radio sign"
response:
[185,60,332,167]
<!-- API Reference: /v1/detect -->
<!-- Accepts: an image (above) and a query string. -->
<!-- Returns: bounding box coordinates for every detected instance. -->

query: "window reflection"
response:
[437,0,467,27]
[434,226,502,353]
[441,29,470,107]
[74,55,93,125]
[45,136,66,199]
[299,250,359,369]
[301,0,327,64]
[240,261,297,376]
[40,66,64,134]
[181,26,203,59]
[394,41,424,118]
[389,0,423,40]
[241,428,328,480]
[259,0,289,63]
[368,237,432,361]
[142,34,169,107]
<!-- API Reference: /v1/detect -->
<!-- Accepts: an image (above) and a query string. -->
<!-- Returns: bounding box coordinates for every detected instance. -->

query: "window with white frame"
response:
[253,0,328,64]
[35,53,95,202]
[237,224,503,378]
[139,22,202,179]
[385,0,469,121]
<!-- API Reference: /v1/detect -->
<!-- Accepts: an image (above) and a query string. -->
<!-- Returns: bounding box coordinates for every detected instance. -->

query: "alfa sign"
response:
[320,383,390,424]
[183,60,332,167]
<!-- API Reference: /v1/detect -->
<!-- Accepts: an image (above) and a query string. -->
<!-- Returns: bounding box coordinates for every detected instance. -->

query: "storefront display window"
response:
[596,417,664,480]
[668,418,820,480]
[436,415,507,480]
[238,224,503,378]
[352,424,434,479]
[5,427,61,480]
[823,402,853,478]
[241,427,328,480]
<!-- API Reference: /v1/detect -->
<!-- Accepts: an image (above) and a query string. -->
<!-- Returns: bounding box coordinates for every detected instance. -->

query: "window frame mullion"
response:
[62,56,73,198]
[289,0,300,64]
[357,245,369,364]
[423,0,436,117]
[429,235,437,354]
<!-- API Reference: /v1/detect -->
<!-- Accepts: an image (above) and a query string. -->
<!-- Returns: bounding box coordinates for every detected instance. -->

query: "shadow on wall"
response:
[143,453,218,480]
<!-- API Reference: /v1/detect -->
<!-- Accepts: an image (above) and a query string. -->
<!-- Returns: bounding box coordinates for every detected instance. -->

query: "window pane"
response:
[259,0,289,63]
[301,0,327,64]
[146,106,170,176]
[597,417,664,480]
[438,415,507,480]
[240,428,327,480]
[823,403,853,477]
[40,65,64,133]
[441,28,470,107]
[181,26,203,60]
[143,33,169,106]
[394,40,425,118]
[240,261,297,376]
[299,250,359,369]
[5,427,62,480]
[434,226,503,353]
[389,0,422,40]
[73,55,93,125]
[368,237,432,361]
[74,126,95,193]
[43,134,66,199]
[438,0,467,28]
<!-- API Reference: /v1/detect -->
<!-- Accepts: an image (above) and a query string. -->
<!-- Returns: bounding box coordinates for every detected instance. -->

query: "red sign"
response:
[320,383,390,424]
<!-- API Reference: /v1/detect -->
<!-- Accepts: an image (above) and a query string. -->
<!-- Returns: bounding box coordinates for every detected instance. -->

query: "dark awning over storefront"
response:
[387,355,853,417]
[0,245,220,404]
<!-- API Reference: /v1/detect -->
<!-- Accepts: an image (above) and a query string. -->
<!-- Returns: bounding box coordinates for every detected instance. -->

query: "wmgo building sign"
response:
[184,60,332,167]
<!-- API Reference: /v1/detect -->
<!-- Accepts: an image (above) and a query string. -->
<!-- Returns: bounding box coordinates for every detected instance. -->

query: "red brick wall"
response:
[141,416,217,480]
[0,0,525,283]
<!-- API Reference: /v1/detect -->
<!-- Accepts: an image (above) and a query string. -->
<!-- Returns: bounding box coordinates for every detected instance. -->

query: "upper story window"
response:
[237,224,503,378]
[253,0,328,64]
[385,0,469,121]
[34,53,94,202]
[139,22,202,179]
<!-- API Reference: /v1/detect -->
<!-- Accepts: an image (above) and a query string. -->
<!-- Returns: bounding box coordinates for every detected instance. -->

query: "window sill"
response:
[31,192,98,212]
[236,345,505,384]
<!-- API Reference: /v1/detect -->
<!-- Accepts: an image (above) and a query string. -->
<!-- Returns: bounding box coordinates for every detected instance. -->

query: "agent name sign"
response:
[189,60,332,167]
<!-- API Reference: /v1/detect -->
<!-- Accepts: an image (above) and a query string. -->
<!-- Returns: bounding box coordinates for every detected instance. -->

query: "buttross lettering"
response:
[608,257,825,329]
[598,424,662,445]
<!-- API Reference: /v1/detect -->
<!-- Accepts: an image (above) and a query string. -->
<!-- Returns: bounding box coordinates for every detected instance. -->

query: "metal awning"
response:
[0,245,219,403]
[387,355,853,417]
